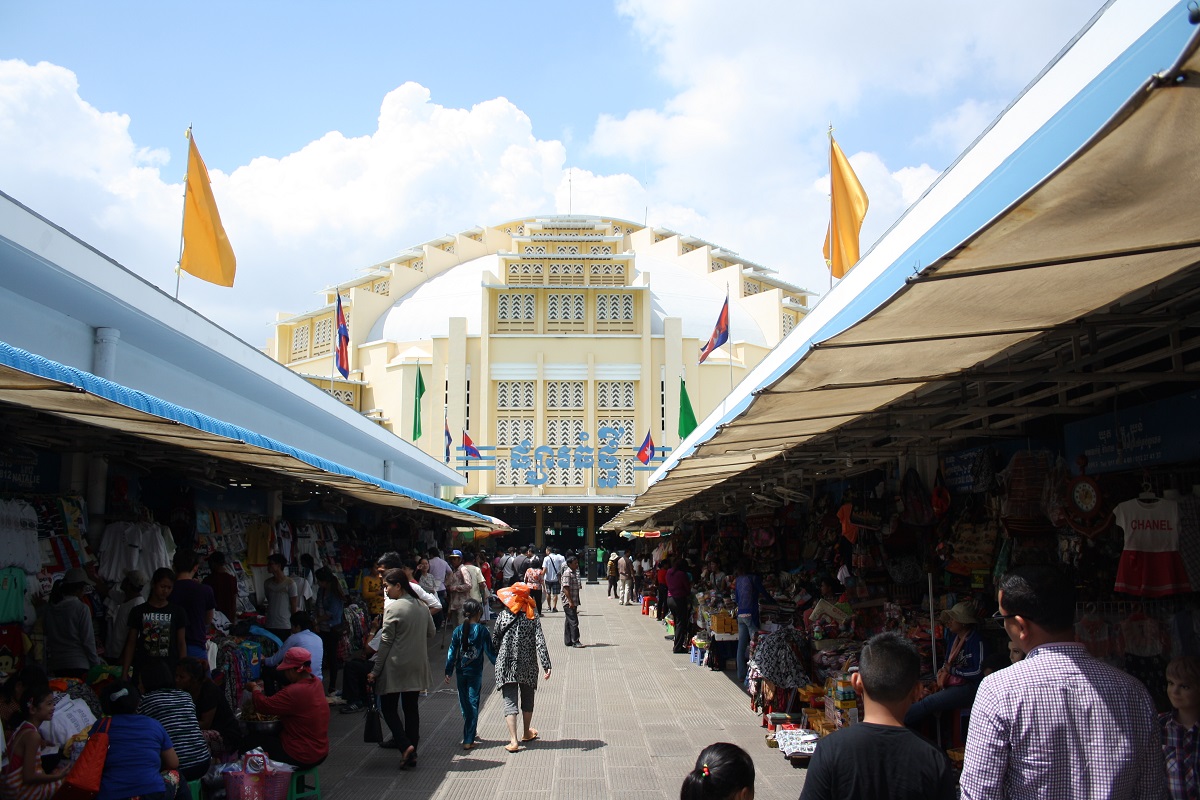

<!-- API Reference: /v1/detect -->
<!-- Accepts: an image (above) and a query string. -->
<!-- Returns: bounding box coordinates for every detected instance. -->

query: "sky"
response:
[0,0,1107,347]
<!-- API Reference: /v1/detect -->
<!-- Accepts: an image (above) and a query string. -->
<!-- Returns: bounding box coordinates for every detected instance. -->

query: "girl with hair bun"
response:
[681,742,755,800]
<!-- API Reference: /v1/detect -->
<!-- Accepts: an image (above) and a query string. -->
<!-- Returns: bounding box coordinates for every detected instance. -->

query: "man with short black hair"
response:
[500,547,518,588]
[560,554,583,648]
[961,565,1166,800]
[511,547,530,586]
[542,547,566,612]
[800,631,955,800]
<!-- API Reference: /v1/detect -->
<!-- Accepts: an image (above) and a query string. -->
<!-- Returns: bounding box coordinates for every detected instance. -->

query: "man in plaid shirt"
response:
[560,554,583,648]
[961,565,1166,799]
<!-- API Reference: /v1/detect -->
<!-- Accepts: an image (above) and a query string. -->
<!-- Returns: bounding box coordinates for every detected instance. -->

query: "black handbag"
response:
[363,696,383,744]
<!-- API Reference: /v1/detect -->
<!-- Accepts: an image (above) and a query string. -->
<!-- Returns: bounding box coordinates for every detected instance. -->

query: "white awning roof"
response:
[606,1,1200,529]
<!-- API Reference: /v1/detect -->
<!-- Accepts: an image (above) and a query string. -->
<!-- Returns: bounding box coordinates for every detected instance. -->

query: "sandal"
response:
[462,742,476,751]
[399,745,417,770]
[504,743,522,753]
[521,729,539,742]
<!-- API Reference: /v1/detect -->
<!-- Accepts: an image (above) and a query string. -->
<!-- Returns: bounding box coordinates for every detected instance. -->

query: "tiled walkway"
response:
[318,591,807,800]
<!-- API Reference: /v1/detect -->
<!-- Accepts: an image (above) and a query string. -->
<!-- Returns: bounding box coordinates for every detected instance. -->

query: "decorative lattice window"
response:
[496,418,535,446]
[497,381,535,409]
[546,381,584,410]
[546,418,584,446]
[291,324,310,357]
[497,293,536,332]
[524,245,547,255]
[589,262,625,286]
[548,262,584,286]
[682,245,695,254]
[508,261,544,285]
[326,388,354,406]
[558,245,579,254]
[654,235,665,243]
[547,465,584,487]
[618,458,635,486]
[517,225,525,235]
[612,225,624,235]
[495,458,516,486]
[546,294,585,331]
[711,260,725,272]
[443,243,454,254]
[596,294,634,332]
[782,313,796,336]
[597,381,635,410]
[597,418,634,447]
[590,245,613,254]
[412,260,424,272]
[373,280,390,295]
[312,317,333,356]
[744,281,761,296]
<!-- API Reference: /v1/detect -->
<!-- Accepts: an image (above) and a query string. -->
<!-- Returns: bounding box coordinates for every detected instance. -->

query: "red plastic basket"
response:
[222,770,291,800]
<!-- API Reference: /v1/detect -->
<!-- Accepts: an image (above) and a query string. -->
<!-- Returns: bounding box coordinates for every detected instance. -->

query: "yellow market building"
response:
[268,215,812,550]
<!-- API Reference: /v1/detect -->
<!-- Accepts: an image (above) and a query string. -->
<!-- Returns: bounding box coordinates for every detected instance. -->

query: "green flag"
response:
[679,378,698,440]
[413,366,426,440]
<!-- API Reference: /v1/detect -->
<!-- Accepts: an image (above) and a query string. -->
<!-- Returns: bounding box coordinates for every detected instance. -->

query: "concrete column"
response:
[87,327,120,544]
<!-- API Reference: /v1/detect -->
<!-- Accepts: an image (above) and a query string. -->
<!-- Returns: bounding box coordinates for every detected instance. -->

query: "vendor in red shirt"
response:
[655,560,670,622]
[243,647,330,768]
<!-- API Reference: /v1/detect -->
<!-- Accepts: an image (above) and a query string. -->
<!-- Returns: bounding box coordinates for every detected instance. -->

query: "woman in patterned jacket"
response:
[491,582,552,753]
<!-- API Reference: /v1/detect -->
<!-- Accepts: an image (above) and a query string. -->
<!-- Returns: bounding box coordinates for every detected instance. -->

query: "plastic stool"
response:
[187,779,203,800]
[287,767,321,800]
[641,596,651,615]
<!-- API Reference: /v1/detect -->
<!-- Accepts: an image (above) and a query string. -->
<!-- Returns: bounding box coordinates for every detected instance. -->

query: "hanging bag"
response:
[58,717,111,800]
[362,695,383,744]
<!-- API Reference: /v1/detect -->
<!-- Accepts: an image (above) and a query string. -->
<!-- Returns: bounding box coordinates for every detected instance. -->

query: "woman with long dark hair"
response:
[368,569,435,769]
[680,743,755,800]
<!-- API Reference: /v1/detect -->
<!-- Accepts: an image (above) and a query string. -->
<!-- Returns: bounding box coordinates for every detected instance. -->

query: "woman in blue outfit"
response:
[903,601,985,729]
[95,679,182,800]
[732,561,769,684]
[443,599,496,750]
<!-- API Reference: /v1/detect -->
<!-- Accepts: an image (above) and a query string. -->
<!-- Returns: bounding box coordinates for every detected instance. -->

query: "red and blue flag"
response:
[636,430,655,465]
[699,296,729,364]
[334,294,350,378]
[444,415,452,462]
[462,430,482,460]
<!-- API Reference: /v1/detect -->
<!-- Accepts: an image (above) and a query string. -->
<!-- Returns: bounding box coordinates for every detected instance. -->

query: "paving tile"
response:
[316,598,808,800]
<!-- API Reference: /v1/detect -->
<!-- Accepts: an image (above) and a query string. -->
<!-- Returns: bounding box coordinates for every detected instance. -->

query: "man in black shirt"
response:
[511,547,530,586]
[800,631,955,800]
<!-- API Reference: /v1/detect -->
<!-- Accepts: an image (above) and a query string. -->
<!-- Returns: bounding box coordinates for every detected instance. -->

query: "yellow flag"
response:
[180,132,236,287]
[822,136,869,280]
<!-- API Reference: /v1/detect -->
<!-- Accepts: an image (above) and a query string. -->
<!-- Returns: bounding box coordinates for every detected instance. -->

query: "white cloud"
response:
[0,1,1106,339]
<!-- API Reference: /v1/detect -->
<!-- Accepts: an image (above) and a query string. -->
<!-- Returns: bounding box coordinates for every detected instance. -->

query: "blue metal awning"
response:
[0,340,507,530]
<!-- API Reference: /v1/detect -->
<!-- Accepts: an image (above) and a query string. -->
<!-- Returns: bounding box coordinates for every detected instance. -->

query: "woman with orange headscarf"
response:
[491,582,552,753]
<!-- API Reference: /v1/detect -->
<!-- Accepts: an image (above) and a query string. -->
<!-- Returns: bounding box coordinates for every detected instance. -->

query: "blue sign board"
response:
[1063,390,1200,475]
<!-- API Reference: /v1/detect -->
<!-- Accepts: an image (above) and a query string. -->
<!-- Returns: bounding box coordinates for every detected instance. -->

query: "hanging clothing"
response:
[1113,498,1192,597]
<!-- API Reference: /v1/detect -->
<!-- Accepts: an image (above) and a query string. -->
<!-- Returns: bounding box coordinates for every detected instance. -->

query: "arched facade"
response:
[269,215,813,545]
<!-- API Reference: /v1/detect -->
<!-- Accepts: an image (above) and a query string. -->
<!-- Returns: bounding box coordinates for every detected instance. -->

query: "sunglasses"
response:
[991,610,1018,620]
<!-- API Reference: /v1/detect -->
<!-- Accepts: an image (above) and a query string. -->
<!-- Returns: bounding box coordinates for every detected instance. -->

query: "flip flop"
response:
[521,729,539,742]
[504,743,522,753]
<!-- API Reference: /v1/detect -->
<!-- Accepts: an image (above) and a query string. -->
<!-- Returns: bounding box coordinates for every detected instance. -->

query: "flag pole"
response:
[827,124,834,293]
[174,126,193,300]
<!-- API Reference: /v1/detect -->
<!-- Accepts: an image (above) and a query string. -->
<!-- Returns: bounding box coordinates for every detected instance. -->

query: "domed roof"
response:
[369,252,769,347]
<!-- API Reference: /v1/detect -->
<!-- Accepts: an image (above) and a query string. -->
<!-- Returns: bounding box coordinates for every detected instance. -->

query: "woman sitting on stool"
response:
[243,647,330,769]
[904,601,985,731]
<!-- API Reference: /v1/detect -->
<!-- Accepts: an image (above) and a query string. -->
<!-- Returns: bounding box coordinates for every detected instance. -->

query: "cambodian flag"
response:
[462,430,482,460]
[334,294,350,378]
[444,416,452,463]
[699,296,729,364]
[636,430,655,465]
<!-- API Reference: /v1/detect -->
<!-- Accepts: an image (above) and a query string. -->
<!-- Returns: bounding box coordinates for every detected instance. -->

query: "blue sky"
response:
[1,1,1106,344]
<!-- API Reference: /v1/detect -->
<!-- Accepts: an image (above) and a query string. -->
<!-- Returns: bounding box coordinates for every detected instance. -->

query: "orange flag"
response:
[180,131,236,287]
[822,135,868,280]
